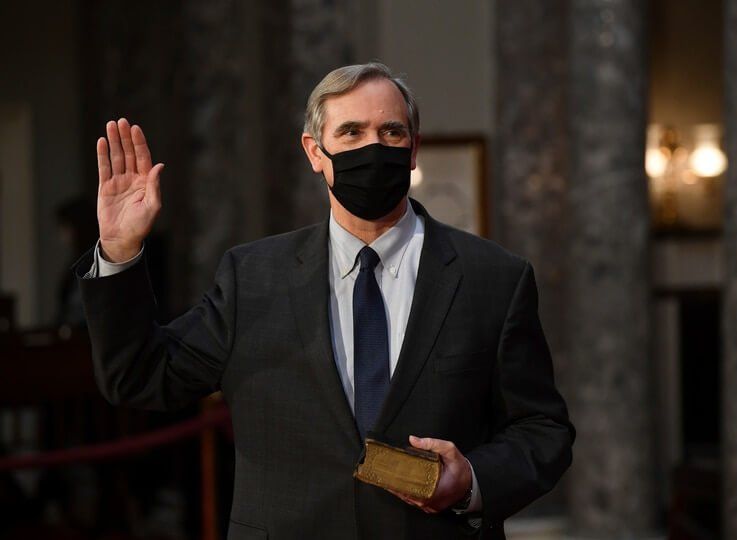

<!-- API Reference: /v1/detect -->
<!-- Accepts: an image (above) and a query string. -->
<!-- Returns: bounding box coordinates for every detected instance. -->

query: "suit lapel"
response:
[373,200,462,435]
[288,201,462,446]
[289,220,362,449]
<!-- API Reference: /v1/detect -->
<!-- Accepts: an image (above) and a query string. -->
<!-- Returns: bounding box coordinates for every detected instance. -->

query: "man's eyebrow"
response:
[379,120,408,132]
[333,121,369,135]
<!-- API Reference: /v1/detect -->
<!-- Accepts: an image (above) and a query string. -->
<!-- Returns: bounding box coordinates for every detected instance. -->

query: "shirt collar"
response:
[329,202,418,280]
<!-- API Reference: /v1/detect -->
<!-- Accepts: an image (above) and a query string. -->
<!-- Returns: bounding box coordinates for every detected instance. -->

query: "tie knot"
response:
[357,246,381,271]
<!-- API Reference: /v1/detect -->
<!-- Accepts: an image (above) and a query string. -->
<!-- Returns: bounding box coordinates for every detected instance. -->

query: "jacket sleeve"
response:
[466,261,575,527]
[75,246,237,411]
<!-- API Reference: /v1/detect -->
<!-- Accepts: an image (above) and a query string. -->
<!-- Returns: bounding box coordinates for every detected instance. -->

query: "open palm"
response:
[97,118,164,262]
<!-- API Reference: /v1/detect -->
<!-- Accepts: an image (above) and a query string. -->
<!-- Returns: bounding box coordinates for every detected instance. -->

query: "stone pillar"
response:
[89,0,358,302]
[494,0,571,519]
[722,0,737,537]
[82,2,191,315]
[567,0,657,537]
[263,0,357,233]
[184,0,267,298]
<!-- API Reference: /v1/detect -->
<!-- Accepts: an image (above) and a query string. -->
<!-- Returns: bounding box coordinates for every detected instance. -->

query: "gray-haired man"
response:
[79,63,574,539]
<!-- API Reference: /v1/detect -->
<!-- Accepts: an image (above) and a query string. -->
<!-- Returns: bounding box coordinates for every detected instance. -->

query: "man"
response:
[77,63,574,539]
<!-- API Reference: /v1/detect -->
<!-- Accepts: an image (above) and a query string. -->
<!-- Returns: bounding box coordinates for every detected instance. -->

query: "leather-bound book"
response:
[354,437,441,501]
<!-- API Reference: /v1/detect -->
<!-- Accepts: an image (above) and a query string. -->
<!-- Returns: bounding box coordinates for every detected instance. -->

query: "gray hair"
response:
[303,62,420,146]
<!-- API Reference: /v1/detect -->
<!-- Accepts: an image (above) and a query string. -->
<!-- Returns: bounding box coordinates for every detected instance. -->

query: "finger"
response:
[96,137,111,184]
[388,489,420,506]
[403,496,427,507]
[118,118,137,173]
[106,120,125,174]
[131,124,153,173]
[388,489,431,510]
[409,435,455,457]
[387,488,410,501]
[144,163,165,210]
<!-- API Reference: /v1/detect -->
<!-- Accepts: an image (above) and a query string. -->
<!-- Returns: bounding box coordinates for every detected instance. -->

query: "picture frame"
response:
[409,136,488,237]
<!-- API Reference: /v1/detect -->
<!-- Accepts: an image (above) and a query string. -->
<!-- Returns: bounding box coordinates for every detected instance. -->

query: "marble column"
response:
[90,0,358,301]
[184,0,267,298]
[494,0,571,519]
[722,0,737,537]
[82,2,192,314]
[567,0,657,537]
[263,0,357,233]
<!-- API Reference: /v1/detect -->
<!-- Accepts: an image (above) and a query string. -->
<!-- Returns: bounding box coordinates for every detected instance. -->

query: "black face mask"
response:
[320,143,412,220]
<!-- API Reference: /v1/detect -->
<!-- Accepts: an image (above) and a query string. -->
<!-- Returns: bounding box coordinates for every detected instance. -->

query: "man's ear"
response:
[301,133,324,173]
[410,134,421,170]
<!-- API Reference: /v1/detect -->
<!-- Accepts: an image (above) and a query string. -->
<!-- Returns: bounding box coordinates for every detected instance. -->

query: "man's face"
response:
[302,78,419,187]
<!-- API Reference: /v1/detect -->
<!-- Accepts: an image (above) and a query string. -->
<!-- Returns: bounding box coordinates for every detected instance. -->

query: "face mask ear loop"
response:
[317,143,334,187]
[317,143,334,160]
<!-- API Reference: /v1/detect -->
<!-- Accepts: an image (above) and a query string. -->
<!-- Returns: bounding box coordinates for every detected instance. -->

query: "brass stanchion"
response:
[201,392,221,540]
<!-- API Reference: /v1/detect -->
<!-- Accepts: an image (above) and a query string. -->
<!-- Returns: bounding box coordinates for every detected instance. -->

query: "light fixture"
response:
[646,147,668,178]
[689,124,727,178]
[645,123,726,230]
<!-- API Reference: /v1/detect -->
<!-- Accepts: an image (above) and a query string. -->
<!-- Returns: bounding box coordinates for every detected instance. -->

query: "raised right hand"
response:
[97,118,164,263]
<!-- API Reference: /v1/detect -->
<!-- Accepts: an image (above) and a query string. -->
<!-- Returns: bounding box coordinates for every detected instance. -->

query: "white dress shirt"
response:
[89,201,481,513]
[327,202,424,412]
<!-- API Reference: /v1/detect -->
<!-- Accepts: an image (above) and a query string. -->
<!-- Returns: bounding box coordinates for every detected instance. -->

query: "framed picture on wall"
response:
[409,136,488,237]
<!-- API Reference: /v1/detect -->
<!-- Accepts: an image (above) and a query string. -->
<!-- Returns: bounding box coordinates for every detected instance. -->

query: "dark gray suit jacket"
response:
[76,199,575,540]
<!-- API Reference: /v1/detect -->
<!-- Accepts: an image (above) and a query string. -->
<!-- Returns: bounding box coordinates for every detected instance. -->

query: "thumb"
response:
[145,163,165,207]
[409,435,452,456]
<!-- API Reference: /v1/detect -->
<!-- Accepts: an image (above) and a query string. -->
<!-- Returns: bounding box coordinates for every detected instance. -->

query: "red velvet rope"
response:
[0,405,231,471]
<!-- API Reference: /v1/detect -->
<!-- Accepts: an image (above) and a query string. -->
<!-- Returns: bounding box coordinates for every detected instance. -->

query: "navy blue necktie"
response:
[353,246,390,440]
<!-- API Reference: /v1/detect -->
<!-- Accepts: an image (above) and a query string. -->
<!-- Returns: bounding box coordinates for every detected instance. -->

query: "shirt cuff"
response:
[453,458,483,514]
[467,460,482,513]
[85,239,144,278]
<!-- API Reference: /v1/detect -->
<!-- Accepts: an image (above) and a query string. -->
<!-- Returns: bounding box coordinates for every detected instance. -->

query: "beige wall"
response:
[649,0,723,127]
[0,0,83,326]
[0,104,36,326]
[356,0,494,136]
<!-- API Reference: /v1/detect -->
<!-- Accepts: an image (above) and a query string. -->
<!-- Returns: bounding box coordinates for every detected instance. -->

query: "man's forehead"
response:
[323,79,409,126]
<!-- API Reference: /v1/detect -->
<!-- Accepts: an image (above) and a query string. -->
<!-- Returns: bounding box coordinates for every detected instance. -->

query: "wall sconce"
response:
[689,124,727,178]
[646,124,727,231]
